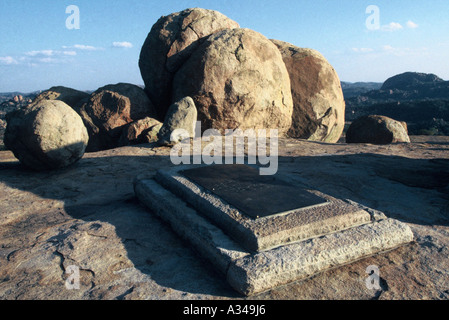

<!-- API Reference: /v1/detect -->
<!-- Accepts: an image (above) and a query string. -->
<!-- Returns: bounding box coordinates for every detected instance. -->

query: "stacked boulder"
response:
[5,7,348,170]
[77,83,158,152]
[139,8,241,120]
[271,40,345,142]
[139,8,345,142]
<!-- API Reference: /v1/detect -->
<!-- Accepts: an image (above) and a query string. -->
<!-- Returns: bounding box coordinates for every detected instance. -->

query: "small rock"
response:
[157,97,197,146]
[4,100,89,170]
[118,117,162,146]
[346,115,410,144]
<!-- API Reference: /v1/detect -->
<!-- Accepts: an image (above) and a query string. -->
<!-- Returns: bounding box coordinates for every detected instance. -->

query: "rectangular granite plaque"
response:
[154,164,375,252]
[180,164,328,219]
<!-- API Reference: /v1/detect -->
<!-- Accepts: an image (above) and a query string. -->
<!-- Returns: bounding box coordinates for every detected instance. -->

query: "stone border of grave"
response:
[134,165,414,296]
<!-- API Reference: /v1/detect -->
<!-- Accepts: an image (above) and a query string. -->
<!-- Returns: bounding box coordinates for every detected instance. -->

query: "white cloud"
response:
[0,56,18,65]
[63,51,77,56]
[37,57,57,64]
[381,22,403,32]
[24,49,76,58]
[381,44,429,57]
[0,47,79,67]
[74,44,99,50]
[25,50,55,57]
[352,47,374,53]
[112,41,133,48]
[406,20,419,29]
[63,44,103,51]
[14,48,78,66]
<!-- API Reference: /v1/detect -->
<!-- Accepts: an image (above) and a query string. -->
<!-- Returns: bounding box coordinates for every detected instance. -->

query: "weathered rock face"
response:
[157,96,197,146]
[118,117,162,146]
[32,86,90,111]
[172,28,293,136]
[79,83,157,152]
[271,40,345,143]
[139,8,240,119]
[4,100,88,170]
[346,115,411,144]
[1,136,449,300]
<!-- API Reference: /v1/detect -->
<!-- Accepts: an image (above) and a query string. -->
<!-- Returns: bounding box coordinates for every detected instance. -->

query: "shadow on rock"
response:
[0,147,239,298]
[1,146,448,298]
[278,153,449,226]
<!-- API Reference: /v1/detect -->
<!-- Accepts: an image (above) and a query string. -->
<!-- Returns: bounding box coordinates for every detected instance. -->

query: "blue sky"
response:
[0,0,448,92]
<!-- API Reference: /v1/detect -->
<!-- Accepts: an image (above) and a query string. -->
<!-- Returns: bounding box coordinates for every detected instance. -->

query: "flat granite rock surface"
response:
[0,136,448,300]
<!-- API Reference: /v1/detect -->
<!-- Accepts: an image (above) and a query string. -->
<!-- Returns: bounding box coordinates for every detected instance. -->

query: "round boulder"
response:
[79,83,157,152]
[172,28,293,135]
[346,115,410,144]
[139,8,240,119]
[4,100,89,171]
[271,39,345,143]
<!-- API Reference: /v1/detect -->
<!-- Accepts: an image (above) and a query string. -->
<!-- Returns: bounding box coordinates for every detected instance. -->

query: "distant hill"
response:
[0,92,41,150]
[341,81,383,98]
[0,91,42,104]
[381,72,444,91]
[346,72,449,136]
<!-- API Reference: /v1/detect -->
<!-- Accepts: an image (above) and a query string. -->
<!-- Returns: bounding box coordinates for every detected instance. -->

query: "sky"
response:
[0,0,448,92]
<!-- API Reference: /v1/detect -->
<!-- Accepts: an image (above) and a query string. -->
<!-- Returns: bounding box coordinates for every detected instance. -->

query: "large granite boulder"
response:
[4,100,89,171]
[271,40,345,143]
[31,86,90,111]
[172,28,293,136]
[346,115,410,144]
[139,8,240,119]
[79,83,157,152]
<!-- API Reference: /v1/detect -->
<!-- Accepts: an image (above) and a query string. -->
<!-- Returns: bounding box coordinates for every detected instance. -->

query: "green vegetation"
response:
[346,99,449,136]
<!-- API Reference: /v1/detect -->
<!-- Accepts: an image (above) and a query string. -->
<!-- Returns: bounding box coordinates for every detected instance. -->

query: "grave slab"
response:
[134,164,414,296]
[155,164,374,252]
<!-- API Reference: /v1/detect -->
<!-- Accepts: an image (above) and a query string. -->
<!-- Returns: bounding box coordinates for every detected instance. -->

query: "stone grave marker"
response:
[134,164,414,296]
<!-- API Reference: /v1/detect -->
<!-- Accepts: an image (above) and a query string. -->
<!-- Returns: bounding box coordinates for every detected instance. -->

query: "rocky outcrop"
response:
[1,136,449,299]
[157,96,197,146]
[139,8,240,119]
[31,86,90,111]
[118,117,162,146]
[271,40,345,143]
[79,83,157,152]
[172,28,293,136]
[4,100,88,170]
[381,72,444,91]
[346,115,410,144]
